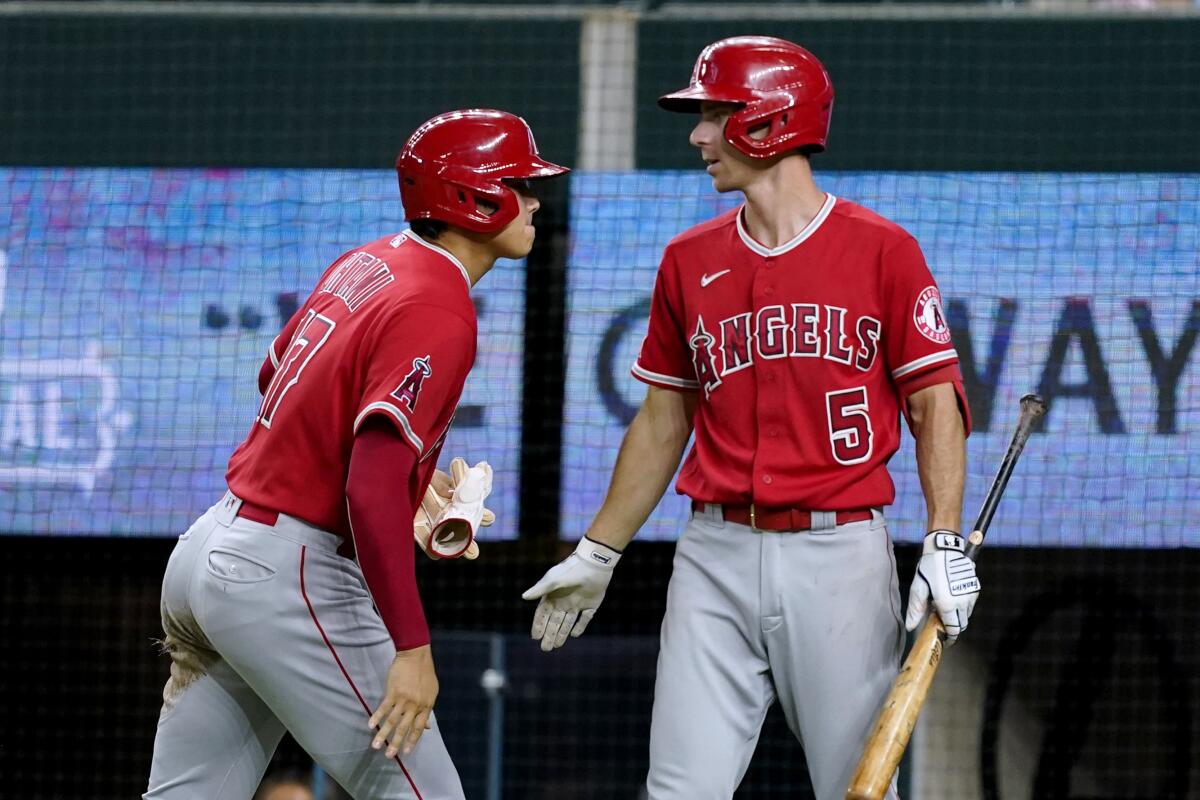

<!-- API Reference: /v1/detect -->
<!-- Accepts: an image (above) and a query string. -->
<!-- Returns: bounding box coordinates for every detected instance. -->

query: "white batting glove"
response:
[521,537,622,652]
[905,530,981,646]
[413,458,494,561]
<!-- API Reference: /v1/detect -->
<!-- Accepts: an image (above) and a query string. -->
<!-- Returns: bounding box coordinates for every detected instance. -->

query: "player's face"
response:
[491,182,542,259]
[690,102,763,193]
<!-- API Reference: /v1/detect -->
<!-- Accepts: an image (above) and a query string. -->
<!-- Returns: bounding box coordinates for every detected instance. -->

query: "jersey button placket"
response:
[751,256,777,498]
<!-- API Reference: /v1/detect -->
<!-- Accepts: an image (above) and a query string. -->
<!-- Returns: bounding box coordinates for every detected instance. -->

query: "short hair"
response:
[410,218,448,240]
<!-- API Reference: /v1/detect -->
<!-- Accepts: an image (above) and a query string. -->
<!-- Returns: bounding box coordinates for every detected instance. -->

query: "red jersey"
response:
[226,230,477,535]
[633,194,970,510]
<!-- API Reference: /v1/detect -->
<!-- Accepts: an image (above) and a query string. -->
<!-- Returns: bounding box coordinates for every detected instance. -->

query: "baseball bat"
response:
[845,393,1047,800]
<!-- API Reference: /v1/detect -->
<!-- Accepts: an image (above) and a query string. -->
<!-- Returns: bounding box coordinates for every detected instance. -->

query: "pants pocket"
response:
[206,548,277,584]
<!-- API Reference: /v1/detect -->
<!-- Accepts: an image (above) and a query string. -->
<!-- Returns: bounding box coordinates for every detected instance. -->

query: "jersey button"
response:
[769,427,780,437]
[763,286,775,297]
[762,474,773,485]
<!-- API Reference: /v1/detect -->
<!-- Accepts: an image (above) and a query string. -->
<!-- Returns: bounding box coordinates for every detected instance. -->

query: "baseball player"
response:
[145,109,568,800]
[524,37,976,800]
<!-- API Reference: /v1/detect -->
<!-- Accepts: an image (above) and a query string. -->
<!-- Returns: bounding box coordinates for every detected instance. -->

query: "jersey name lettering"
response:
[719,313,754,374]
[320,251,395,312]
[692,304,881,390]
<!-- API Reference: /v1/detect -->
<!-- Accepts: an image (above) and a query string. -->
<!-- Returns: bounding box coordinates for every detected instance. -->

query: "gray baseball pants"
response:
[144,492,465,800]
[645,505,904,800]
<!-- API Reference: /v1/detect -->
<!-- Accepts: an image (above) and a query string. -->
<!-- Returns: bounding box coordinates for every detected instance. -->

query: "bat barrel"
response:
[845,618,947,799]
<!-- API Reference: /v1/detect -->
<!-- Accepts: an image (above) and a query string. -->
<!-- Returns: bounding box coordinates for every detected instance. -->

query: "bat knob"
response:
[1020,393,1047,418]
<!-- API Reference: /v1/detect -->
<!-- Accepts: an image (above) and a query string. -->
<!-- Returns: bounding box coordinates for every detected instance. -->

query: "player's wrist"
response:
[575,536,622,570]
[581,523,630,552]
[394,641,432,658]
[923,529,964,554]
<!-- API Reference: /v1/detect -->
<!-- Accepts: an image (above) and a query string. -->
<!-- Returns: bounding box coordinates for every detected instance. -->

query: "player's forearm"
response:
[347,422,430,651]
[585,390,695,551]
[908,382,966,532]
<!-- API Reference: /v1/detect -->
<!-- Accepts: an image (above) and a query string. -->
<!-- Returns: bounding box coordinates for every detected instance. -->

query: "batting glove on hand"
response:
[413,458,494,561]
[905,530,980,646]
[522,537,622,652]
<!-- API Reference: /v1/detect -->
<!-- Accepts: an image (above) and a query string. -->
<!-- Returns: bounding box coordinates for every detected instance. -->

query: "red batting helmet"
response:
[658,36,835,159]
[397,109,569,234]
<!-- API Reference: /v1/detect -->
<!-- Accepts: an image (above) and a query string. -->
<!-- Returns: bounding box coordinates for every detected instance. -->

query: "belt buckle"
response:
[750,502,758,531]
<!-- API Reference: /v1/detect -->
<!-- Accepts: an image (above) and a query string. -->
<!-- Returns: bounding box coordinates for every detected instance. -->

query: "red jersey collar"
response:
[735,193,837,257]
[403,228,473,290]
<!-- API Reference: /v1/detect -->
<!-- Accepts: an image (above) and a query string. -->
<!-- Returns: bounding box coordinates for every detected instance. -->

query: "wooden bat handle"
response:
[846,614,948,800]
[845,395,1044,800]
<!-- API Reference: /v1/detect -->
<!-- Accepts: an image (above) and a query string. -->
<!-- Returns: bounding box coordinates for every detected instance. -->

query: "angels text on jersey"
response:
[689,303,884,398]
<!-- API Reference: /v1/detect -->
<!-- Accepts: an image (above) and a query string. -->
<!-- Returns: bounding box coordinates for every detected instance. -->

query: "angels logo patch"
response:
[913,286,951,344]
[391,356,432,412]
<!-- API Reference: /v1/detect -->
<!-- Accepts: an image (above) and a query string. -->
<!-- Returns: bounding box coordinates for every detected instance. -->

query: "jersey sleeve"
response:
[881,236,962,389]
[882,236,972,435]
[355,304,476,459]
[346,420,429,651]
[632,250,700,392]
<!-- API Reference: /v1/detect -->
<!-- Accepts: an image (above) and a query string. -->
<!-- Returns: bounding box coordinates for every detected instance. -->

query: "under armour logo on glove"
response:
[904,529,981,646]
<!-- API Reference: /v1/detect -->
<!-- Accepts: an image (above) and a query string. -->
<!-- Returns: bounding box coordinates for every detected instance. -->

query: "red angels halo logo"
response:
[390,355,432,412]
[913,286,951,344]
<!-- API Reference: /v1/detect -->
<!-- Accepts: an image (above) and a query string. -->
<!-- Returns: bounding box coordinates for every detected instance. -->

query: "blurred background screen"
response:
[562,172,1199,547]
[0,168,525,538]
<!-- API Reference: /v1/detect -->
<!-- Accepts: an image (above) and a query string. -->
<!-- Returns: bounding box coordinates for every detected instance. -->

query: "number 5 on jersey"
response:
[826,387,874,465]
[258,310,337,427]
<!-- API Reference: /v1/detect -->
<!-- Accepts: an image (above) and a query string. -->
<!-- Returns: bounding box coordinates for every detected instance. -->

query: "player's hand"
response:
[521,537,622,652]
[369,645,438,758]
[905,530,981,646]
[413,458,494,560]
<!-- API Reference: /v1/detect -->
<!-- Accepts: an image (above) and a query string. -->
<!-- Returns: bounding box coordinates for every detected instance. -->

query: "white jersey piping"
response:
[735,193,837,258]
[632,361,700,389]
[891,349,958,380]
[353,401,425,454]
[402,228,473,290]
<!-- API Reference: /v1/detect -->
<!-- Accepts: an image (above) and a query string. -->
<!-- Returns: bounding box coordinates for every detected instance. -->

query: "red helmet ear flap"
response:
[435,164,520,233]
[725,92,834,159]
[724,94,793,158]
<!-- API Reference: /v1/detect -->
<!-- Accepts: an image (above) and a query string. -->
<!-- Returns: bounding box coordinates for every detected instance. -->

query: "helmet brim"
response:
[487,156,569,180]
[658,85,753,113]
[518,157,571,179]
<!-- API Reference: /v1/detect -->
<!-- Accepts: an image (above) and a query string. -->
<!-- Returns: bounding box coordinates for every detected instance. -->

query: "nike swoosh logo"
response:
[700,269,731,287]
